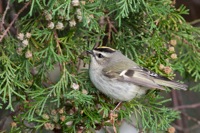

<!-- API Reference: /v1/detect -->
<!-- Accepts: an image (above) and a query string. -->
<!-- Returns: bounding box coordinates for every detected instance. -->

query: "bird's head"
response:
[87,46,120,69]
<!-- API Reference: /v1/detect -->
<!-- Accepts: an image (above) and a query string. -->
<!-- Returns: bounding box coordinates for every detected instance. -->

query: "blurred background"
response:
[169,0,200,133]
[0,0,200,133]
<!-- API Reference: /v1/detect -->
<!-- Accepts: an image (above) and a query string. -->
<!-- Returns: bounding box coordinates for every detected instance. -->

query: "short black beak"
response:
[87,50,94,56]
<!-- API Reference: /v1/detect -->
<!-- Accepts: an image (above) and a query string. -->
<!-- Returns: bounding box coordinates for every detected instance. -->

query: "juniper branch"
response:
[0,1,31,42]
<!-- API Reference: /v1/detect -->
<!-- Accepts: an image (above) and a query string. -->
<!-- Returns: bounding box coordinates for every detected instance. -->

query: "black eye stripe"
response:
[96,53,104,58]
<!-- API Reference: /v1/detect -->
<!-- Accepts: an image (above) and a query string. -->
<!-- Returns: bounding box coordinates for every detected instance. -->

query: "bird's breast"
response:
[89,70,146,101]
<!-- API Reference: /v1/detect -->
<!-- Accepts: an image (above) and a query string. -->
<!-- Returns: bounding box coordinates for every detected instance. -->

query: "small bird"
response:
[87,46,187,101]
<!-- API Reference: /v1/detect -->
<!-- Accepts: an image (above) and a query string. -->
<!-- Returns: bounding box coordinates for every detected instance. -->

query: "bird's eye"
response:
[97,53,104,58]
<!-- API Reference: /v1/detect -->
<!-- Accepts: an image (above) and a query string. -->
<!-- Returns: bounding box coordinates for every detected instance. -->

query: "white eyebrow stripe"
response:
[119,70,128,76]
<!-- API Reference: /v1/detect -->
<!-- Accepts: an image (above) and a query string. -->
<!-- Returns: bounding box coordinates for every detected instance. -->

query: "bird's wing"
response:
[102,66,187,90]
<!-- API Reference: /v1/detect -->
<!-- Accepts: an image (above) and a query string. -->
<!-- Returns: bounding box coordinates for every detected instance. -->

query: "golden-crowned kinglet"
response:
[87,46,187,101]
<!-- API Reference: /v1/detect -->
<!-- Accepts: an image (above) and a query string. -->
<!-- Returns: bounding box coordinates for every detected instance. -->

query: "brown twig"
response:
[106,16,118,44]
[181,112,200,125]
[54,31,62,55]
[106,17,117,33]
[0,1,3,14]
[93,16,106,49]
[183,38,200,53]
[185,124,200,132]
[93,35,101,49]
[171,90,186,132]
[189,19,200,25]
[174,120,200,132]
[174,103,200,110]
[0,1,31,42]
[53,30,63,71]
[106,17,112,43]
[1,0,10,32]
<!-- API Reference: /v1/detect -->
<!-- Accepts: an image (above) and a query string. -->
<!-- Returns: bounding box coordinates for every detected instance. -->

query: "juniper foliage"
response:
[0,0,200,132]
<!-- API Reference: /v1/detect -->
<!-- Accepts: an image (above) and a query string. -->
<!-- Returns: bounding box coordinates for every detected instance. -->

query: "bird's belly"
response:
[90,73,147,101]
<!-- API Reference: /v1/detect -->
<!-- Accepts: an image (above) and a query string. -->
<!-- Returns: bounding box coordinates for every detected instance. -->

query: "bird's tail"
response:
[154,79,188,90]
